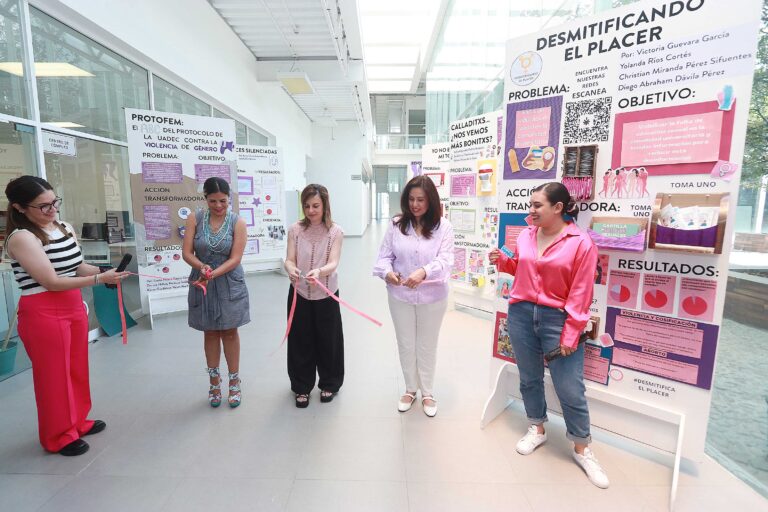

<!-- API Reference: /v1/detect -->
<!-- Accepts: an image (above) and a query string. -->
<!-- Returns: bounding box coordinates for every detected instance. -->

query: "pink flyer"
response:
[584,344,611,385]
[451,247,466,281]
[504,225,526,253]
[514,107,551,148]
[450,174,476,196]
[620,111,723,166]
[613,311,703,359]
[613,348,699,386]
[678,277,717,323]
[605,307,719,389]
[641,273,676,314]
[606,270,640,309]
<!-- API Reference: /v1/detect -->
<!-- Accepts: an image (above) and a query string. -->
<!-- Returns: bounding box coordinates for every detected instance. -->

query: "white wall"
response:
[33,0,312,192]
[307,122,371,236]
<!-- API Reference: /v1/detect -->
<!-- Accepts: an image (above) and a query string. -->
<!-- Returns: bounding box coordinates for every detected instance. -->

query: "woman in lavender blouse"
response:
[373,176,454,417]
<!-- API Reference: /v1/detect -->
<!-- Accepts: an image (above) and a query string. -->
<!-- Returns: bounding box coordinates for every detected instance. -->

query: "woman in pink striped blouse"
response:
[489,182,609,489]
[373,176,454,417]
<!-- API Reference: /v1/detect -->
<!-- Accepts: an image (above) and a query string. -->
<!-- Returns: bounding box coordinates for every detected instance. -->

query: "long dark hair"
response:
[4,175,59,246]
[299,184,333,229]
[532,181,579,221]
[203,176,230,196]
[395,175,442,239]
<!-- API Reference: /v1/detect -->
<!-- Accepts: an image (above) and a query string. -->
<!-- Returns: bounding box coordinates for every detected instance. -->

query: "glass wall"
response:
[44,135,139,328]
[30,7,150,141]
[0,0,280,383]
[0,120,37,382]
[153,75,210,116]
[213,107,247,145]
[425,0,605,143]
[247,125,268,146]
[0,0,29,118]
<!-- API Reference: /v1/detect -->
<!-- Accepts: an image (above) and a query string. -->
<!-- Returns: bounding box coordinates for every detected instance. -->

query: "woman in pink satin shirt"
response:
[489,182,609,489]
[373,175,454,417]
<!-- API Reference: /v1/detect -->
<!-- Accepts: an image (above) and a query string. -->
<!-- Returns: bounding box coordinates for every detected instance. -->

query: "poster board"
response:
[448,111,504,312]
[236,145,286,272]
[125,108,238,317]
[421,143,451,217]
[487,0,761,469]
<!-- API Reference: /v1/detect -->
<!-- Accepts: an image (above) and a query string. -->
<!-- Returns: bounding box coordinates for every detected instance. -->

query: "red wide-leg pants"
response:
[17,289,94,452]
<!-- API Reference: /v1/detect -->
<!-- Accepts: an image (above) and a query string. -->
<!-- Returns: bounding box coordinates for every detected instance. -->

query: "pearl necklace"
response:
[203,209,232,252]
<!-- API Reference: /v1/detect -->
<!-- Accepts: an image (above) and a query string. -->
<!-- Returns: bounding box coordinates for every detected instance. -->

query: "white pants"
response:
[388,295,447,397]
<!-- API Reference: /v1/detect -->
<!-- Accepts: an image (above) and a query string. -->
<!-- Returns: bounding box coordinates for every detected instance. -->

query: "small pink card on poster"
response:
[451,174,476,196]
[514,107,551,148]
[710,160,739,182]
[606,270,640,309]
[641,273,676,314]
[678,277,717,322]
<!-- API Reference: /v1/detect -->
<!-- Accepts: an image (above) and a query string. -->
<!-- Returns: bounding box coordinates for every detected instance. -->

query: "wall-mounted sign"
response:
[42,131,77,157]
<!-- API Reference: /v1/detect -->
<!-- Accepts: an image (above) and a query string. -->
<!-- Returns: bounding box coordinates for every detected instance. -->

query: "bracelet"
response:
[94,274,99,286]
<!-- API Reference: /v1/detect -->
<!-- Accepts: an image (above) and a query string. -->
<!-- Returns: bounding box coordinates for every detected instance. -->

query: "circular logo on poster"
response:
[178,207,192,220]
[509,51,543,86]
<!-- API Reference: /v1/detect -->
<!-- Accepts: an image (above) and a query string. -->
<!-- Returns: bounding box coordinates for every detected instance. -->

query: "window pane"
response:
[0,120,38,231]
[247,126,268,146]
[30,8,150,141]
[213,107,247,145]
[0,0,29,118]
[153,75,210,117]
[0,121,38,382]
[44,137,140,326]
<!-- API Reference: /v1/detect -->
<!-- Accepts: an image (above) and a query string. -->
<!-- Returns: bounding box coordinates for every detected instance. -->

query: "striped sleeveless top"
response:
[7,223,83,295]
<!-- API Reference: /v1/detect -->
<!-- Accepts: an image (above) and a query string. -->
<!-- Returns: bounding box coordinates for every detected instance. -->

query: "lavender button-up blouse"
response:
[373,218,454,305]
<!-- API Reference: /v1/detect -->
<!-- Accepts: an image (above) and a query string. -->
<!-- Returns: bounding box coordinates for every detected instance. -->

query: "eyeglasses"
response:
[26,197,62,214]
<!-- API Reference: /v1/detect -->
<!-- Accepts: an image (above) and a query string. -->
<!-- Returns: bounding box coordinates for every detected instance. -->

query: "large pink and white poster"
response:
[491,0,762,462]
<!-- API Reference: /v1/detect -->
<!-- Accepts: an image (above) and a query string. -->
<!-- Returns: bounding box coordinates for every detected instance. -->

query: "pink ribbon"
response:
[117,270,213,343]
[117,281,127,345]
[279,275,383,351]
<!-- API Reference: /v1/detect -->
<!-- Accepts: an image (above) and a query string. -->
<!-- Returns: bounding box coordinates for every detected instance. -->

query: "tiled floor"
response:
[0,222,766,511]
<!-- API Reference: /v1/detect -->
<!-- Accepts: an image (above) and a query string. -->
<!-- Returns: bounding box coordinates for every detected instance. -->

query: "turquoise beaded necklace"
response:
[202,209,232,253]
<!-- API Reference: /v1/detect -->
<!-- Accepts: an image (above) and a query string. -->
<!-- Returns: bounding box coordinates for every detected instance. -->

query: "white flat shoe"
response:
[398,393,416,412]
[422,396,437,417]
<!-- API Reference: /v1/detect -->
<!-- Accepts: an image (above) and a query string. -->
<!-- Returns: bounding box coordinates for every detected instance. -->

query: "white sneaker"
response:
[572,447,610,489]
[515,425,547,455]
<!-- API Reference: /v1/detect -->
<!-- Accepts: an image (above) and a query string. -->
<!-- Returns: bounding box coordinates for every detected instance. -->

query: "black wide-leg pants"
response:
[287,286,345,394]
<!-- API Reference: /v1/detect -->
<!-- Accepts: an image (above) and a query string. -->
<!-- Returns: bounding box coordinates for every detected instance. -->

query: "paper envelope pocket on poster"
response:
[587,217,648,252]
[649,193,729,254]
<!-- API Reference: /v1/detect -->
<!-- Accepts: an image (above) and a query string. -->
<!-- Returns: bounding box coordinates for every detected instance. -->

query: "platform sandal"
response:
[295,393,310,408]
[206,367,222,408]
[228,371,242,408]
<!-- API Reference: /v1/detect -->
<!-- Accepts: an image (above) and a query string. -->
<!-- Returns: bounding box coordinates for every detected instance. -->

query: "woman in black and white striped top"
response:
[4,176,127,457]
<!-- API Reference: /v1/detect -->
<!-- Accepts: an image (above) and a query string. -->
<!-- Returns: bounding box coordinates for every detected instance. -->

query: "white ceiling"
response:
[358,0,447,94]
[209,0,370,134]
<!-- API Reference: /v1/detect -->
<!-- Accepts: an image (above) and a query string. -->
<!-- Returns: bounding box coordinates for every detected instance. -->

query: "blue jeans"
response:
[507,301,592,444]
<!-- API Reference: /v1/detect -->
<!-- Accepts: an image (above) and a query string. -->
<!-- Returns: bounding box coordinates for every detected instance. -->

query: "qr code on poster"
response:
[562,97,612,144]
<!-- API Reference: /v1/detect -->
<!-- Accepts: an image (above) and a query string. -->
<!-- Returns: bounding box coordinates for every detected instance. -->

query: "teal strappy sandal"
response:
[207,367,222,408]
[228,371,242,408]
